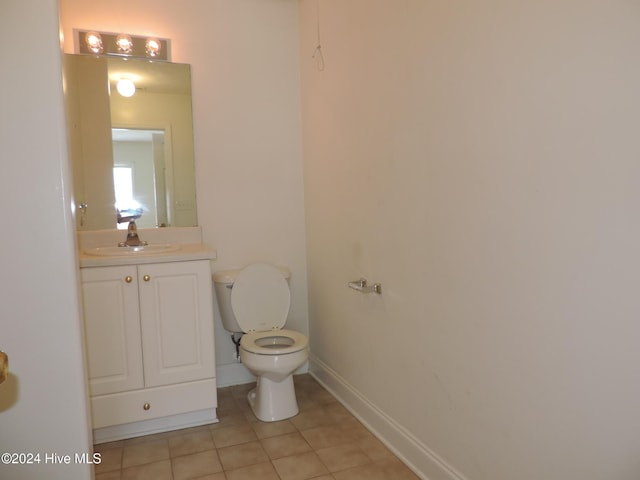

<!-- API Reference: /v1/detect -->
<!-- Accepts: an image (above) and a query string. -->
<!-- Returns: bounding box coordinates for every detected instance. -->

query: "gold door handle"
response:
[143,275,151,282]
[125,276,133,283]
[0,351,8,385]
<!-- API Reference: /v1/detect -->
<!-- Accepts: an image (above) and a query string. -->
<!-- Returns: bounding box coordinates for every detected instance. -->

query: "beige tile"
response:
[166,424,212,436]
[338,417,371,437]
[358,434,395,461]
[96,471,122,480]
[294,377,334,398]
[261,431,313,459]
[272,451,330,480]
[300,423,362,450]
[230,382,255,400]
[376,457,420,479]
[294,379,335,410]
[168,429,215,457]
[251,419,297,439]
[94,440,124,451]
[316,443,372,472]
[332,463,381,480]
[171,449,223,480]
[225,461,281,480]
[122,459,172,480]
[211,422,258,448]
[295,392,324,411]
[302,417,372,449]
[189,473,226,480]
[217,391,243,411]
[216,386,235,402]
[305,388,337,406]
[333,457,420,480]
[293,374,322,391]
[241,406,259,422]
[217,440,269,470]
[94,446,123,474]
[122,439,170,468]
[289,406,336,430]
[216,396,241,414]
[123,431,174,446]
[210,411,249,430]
[324,402,355,423]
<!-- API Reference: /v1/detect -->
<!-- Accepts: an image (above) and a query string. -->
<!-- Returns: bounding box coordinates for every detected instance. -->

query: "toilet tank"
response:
[212,265,291,333]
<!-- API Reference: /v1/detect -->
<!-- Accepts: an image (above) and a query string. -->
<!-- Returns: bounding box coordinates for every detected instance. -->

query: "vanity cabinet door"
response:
[137,260,216,388]
[80,265,144,396]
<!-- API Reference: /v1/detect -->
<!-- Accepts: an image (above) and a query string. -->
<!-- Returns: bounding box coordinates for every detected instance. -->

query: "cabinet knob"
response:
[143,402,151,411]
[125,276,133,283]
[143,275,151,282]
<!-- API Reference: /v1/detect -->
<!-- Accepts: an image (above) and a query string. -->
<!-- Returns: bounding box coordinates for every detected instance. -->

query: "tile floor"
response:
[94,374,419,480]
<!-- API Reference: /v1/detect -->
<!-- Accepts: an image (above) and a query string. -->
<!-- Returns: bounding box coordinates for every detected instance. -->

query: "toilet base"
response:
[247,375,299,422]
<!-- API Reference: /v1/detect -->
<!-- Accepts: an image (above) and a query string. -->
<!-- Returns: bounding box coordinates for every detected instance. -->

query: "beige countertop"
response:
[78,243,217,268]
[77,226,217,267]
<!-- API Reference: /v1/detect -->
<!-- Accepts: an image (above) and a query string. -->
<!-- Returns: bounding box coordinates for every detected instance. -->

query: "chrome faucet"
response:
[118,220,148,247]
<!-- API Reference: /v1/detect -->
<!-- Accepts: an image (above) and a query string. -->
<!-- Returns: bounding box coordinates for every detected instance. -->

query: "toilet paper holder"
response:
[348,278,382,295]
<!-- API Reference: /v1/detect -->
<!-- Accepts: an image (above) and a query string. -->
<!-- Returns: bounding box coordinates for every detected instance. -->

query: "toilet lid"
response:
[231,263,290,332]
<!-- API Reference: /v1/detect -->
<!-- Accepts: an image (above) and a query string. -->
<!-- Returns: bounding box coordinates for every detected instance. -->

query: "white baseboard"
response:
[93,408,218,444]
[308,354,467,480]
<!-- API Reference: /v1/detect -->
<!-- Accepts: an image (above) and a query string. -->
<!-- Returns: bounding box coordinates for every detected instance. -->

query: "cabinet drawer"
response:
[91,379,217,428]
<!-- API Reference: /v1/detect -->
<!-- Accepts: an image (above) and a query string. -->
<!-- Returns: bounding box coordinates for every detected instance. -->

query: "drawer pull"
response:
[125,276,133,283]
[143,275,151,282]
[143,402,151,411]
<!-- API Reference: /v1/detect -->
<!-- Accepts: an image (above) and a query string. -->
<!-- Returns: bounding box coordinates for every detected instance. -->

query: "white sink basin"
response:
[83,244,180,257]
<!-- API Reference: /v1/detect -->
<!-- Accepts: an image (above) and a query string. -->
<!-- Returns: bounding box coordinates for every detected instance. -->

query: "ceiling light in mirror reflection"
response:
[116,78,136,97]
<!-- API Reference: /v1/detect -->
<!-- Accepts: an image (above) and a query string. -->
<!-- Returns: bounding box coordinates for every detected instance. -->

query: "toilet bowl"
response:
[213,263,309,422]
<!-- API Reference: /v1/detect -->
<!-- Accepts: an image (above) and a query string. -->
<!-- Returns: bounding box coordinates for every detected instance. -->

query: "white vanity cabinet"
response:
[80,258,217,440]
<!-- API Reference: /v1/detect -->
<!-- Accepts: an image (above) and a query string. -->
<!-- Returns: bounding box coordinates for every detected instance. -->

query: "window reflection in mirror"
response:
[63,54,197,230]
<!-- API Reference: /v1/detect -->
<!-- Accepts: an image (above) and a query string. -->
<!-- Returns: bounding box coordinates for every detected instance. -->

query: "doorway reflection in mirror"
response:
[112,128,168,229]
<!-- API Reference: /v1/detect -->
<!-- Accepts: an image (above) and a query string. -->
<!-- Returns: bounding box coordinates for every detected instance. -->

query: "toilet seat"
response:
[231,263,290,332]
[240,329,308,355]
[232,263,308,357]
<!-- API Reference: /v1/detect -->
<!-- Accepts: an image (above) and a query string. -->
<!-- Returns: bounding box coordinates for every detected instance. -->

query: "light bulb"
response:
[115,33,133,54]
[85,31,103,54]
[116,78,136,97]
[145,37,161,57]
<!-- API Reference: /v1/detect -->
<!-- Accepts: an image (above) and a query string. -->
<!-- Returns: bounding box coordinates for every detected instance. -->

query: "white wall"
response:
[59,0,307,384]
[300,1,640,479]
[0,1,93,479]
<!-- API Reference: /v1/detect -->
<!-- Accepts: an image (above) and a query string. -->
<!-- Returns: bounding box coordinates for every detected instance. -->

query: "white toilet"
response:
[213,263,309,422]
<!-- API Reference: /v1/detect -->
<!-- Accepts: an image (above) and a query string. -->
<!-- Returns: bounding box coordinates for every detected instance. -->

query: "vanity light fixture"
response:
[116,78,136,97]
[76,30,170,61]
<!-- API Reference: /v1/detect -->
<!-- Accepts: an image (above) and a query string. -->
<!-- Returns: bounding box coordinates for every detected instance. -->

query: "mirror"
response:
[64,54,197,230]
